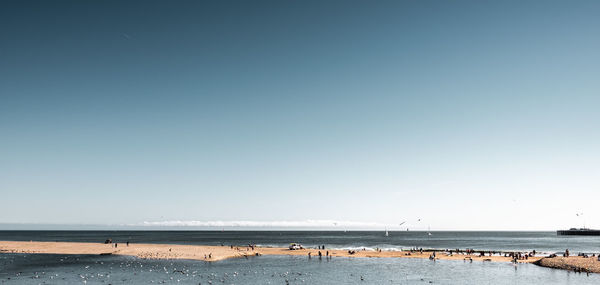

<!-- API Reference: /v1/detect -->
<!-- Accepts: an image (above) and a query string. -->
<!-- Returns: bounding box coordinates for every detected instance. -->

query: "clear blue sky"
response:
[1,0,599,230]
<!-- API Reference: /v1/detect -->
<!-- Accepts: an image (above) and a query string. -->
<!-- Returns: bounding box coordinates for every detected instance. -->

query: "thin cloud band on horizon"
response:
[140,220,393,228]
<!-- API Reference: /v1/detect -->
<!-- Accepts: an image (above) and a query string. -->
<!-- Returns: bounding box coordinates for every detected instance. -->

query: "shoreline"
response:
[2,241,599,273]
[0,240,540,263]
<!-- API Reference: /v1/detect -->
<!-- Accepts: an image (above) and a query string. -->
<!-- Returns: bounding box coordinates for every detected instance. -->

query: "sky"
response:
[1,0,599,230]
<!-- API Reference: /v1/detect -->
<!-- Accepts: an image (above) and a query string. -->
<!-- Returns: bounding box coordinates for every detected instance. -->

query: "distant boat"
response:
[385,228,389,237]
[427,226,432,236]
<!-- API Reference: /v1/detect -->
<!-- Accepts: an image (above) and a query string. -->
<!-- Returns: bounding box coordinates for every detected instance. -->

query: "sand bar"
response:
[0,240,541,263]
[535,257,600,273]
[0,241,251,261]
[5,241,600,273]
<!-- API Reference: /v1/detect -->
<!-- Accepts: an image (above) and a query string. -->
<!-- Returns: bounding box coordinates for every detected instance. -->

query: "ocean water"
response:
[2,253,600,284]
[2,231,600,284]
[1,231,599,254]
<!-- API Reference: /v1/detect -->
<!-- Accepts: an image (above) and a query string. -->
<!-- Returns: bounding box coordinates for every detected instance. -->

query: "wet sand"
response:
[535,257,600,273]
[0,240,541,264]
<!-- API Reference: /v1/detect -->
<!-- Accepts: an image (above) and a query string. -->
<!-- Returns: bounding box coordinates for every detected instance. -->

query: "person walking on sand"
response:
[308,252,311,258]
[318,251,322,258]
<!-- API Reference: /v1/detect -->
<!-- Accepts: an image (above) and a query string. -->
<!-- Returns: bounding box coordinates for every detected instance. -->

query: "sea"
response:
[1,231,600,284]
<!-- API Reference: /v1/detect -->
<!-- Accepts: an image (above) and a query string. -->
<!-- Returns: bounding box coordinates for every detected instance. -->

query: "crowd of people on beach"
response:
[560,249,600,261]
[308,250,332,260]
[104,239,130,248]
[228,244,257,252]
[103,237,600,266]
[297,244,551,262]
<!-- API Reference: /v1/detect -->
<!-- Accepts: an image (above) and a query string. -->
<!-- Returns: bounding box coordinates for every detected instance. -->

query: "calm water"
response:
[1,231,599,254]
[2,253,600,284]
[2,231,600,284]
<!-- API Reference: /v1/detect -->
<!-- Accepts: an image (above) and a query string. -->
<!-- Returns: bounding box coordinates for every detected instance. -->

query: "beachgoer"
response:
[126,241,129,247]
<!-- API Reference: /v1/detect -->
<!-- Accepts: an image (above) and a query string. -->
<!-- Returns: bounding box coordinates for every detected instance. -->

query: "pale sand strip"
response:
[0,241,251,261]
[0,241,540,264]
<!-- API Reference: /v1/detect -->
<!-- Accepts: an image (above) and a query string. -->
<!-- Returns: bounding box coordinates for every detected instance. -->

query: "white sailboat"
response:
[385,228,389,237]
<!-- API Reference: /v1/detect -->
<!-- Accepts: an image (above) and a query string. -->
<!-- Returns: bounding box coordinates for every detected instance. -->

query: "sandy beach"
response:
[0,241,251,261]
[0,240,540,263]
[5,240,600,273]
